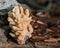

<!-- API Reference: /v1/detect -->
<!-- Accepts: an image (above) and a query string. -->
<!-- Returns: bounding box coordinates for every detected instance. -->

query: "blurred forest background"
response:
[17,0,60,16]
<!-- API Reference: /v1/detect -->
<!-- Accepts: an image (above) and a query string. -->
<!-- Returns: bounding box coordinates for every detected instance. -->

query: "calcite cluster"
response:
[8,5,33,44]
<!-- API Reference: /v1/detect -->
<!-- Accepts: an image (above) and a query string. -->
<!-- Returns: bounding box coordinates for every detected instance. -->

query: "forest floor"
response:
[0,11,60,48]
